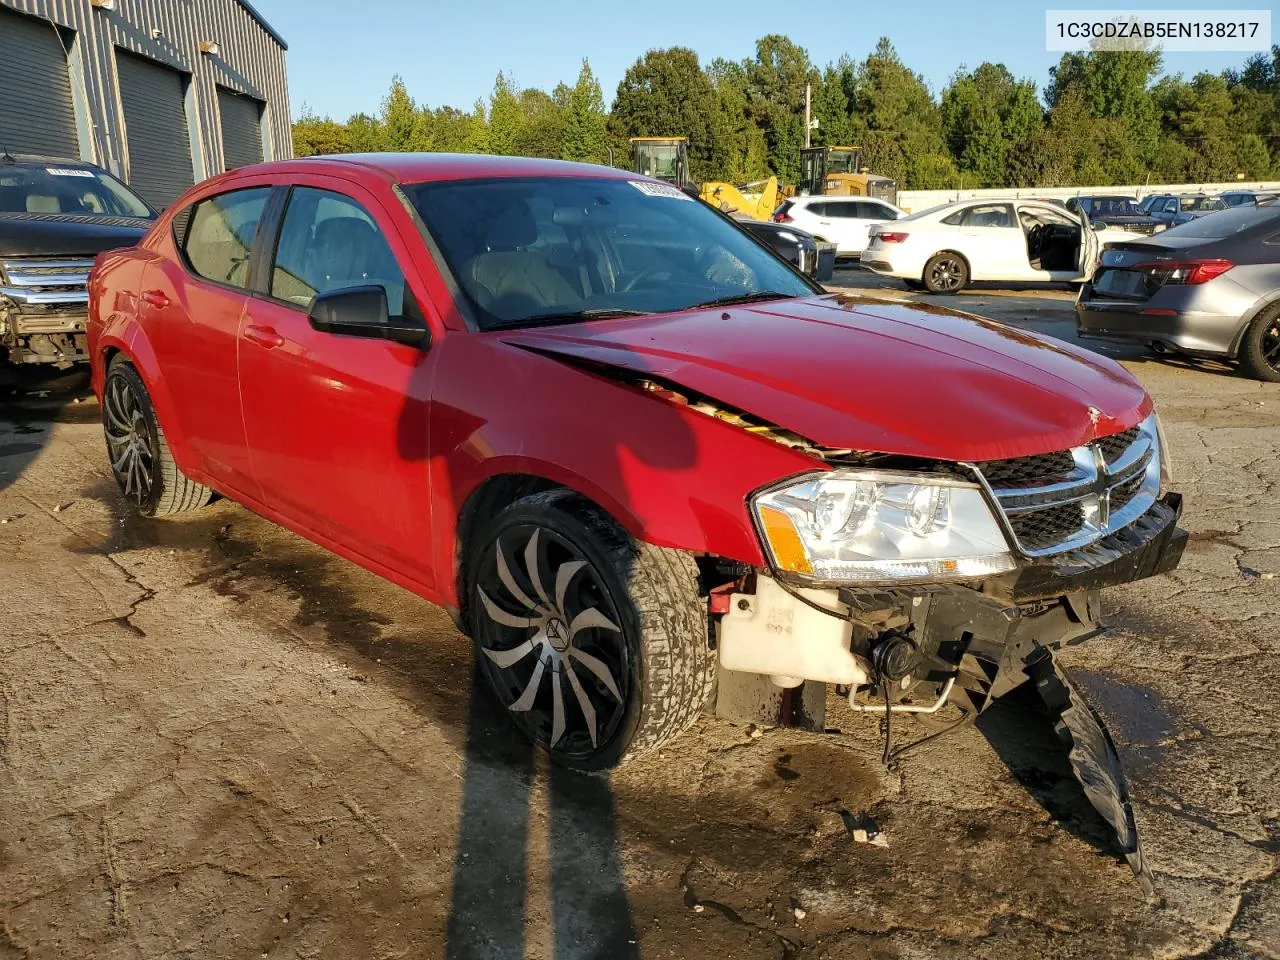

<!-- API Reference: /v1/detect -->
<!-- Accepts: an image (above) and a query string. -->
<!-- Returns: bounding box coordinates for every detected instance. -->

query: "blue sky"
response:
[259,0,1268,119]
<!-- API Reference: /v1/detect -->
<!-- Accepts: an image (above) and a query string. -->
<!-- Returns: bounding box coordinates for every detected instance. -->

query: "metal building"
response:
[0,0,290,210]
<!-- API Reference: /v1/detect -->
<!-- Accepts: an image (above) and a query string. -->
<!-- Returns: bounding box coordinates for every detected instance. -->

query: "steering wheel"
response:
[620,266,675,293]
[1027,223,1045,258]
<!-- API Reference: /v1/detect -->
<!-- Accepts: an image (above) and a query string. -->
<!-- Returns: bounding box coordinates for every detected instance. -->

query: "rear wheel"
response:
[103,357,214,517]
[922,252,969,294]
[1238,305,1280,382]
[466,489,714,771]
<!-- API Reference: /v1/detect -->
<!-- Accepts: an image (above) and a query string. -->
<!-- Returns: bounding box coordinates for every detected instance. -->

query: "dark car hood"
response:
[0,213,153,258]
[500,295,1151,462]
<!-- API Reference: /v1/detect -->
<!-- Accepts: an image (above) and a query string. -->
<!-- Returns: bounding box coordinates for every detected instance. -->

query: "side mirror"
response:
[307,285,428,348]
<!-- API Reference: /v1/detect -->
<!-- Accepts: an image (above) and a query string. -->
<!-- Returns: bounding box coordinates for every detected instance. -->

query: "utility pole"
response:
[804,82,812,148]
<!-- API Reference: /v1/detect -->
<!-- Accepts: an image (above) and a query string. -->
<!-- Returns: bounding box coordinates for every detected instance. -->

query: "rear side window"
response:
[825,202,860,218]
[182,188,270,289]
[269,187,405,315]
[942,203,1013,228]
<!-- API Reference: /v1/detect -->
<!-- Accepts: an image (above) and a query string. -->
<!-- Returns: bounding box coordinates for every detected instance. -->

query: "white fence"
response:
[897,180,1280,214]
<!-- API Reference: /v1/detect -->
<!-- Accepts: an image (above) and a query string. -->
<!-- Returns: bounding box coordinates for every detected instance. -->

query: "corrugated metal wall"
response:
[0,0,290,188]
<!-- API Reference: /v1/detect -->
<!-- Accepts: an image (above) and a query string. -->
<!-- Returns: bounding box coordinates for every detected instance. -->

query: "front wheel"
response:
[1238,304,1280,382]
[466,489,714,771]
[922,253,969,294]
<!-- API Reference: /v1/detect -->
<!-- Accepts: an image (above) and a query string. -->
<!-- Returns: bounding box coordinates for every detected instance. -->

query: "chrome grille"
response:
[0,258,94,309]
[974,415,1162,557]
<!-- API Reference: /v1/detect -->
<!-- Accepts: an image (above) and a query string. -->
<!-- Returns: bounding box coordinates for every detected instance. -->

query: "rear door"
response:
[943,203,1026,278]
[237,179,438,582]
[141,185,272,496]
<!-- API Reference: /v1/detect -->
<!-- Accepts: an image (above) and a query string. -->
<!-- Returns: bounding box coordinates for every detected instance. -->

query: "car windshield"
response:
[1160,204,1280,239]
[403,176,816,330]
[1090,197,1141,216]
[0,163,153,218]
[1182,196,1226,212]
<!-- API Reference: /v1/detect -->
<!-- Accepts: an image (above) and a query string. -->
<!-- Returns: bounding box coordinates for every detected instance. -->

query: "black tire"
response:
[103,356,214,517]
[922,252,969,294]
[465,488,714,771]
[903,279,925,291]
[1238,304,1280,382]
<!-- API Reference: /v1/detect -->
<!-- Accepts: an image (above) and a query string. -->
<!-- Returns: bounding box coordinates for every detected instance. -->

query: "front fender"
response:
[427,334,823,605]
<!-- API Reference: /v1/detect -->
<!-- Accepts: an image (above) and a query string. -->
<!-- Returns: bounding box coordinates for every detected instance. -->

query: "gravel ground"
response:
[1,280,1277,959]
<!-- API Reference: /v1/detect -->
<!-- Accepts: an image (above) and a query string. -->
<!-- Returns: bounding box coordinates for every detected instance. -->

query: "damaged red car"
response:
[88,155,1185,892]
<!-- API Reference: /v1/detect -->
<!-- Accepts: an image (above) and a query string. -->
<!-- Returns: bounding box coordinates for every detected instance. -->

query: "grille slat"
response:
[975,420,1160,556]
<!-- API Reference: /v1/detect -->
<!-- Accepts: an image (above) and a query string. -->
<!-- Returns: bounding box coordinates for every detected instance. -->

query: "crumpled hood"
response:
[500,295,1151,462]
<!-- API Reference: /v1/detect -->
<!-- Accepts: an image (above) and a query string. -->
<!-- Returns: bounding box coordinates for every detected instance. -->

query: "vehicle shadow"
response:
[395,301,700,956]
[0,365,94,498]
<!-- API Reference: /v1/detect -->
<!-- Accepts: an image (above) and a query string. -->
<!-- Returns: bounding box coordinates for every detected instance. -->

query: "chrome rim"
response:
[1263,316,1280,372]
[103,374,154,505]
[474,526,629,758]
[928,257,964,291]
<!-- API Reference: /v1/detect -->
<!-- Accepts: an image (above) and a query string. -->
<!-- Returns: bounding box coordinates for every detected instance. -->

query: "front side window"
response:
[269,187,405,314]
[182,188,270,289]
[403,176,815,330]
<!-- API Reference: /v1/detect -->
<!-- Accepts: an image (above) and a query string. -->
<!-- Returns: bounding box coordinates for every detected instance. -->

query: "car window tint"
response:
[941,208,966,226]
[827,202,858,218]
[182,188,269,289]
[961,204,1013,228]
[805,202,828,216]
[270,187,405,314]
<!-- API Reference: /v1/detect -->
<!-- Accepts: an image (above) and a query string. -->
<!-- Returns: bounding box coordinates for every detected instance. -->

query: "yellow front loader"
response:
[696,178,782,221]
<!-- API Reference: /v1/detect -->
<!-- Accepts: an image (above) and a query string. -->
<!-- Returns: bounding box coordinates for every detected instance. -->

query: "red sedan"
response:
[87,153,1184,829]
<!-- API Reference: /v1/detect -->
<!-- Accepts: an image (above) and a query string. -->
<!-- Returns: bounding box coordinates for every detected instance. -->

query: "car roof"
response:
[1,154,104,170]
[218,152,639,186]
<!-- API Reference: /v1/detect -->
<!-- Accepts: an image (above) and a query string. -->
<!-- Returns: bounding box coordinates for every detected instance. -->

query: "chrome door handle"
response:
[243,324,284,349]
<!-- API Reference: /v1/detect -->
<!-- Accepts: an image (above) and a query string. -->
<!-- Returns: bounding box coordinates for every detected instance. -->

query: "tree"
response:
[940,63,1042,186]
[292,106,352,156]
[558,59,608,164]
[849,38,947,188]
[380,76,424,151]
[344,113,385,153]
[743,35,813,182]
[517,88,567,158]
[487,72,526,156]
[611,47,720,179]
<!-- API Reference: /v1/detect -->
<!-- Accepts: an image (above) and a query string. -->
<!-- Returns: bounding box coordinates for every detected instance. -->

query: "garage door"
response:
[0,8,79,158]
[116,50,194,210]
[218,88,265,170]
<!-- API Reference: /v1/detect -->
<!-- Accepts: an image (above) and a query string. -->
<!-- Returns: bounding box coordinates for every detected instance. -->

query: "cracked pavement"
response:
[1,291,1278,958]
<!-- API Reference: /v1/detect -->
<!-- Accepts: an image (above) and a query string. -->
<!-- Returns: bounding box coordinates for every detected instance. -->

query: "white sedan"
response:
[860,199,1134,293]
[773,195,906,257]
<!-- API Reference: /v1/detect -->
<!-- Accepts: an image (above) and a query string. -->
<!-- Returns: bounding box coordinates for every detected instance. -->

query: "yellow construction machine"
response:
[627,136,780,221]
[797,146,897,204]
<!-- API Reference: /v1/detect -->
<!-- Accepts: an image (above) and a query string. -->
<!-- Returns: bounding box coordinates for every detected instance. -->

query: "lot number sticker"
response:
[628,180,694,201]
[46,167,95,178]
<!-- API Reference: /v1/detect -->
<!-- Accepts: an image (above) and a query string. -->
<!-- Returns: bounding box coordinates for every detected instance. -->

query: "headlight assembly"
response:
[752,470,1016,583]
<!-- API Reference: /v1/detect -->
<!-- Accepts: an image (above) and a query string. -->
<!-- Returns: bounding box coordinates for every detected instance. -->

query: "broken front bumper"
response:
[712,494,1185,894]
[0,258,94,365]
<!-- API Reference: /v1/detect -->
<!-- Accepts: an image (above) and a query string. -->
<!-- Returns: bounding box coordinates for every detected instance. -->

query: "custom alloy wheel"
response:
[923,253,969,294]
[474,524,631,760]
[467,489,715,771]
[102,357,213,517]
[1239,305,1280,383]
[104,371,155,507]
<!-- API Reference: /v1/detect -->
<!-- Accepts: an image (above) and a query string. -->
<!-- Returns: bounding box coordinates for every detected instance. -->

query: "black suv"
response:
[1065,195,1164,236]
[0,154,155,367]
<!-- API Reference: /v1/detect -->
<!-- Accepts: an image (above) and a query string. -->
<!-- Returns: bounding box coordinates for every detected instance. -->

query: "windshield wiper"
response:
[488,308,649,331]
[686,290,799,310]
